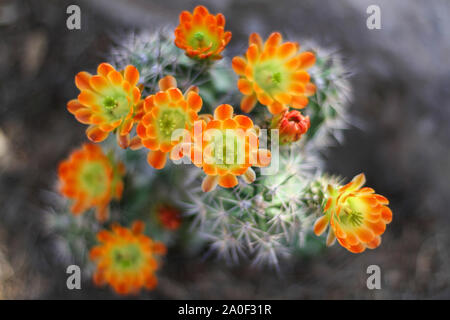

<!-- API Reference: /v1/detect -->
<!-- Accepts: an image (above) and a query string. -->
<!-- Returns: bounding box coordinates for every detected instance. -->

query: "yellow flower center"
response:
[111,244,143,271]
[79,161,109,197]
[99,90,130,120]
[188,29,217,51]
[272,72,282,84]
[103,96,118,110]
[340,206,364,227]
[209,131,245,168]
[194,32,205,42]
[157,109,187,139]
[254,62,286,93]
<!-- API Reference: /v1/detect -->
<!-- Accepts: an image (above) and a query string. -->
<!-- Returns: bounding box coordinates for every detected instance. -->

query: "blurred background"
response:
[0,0,449,299]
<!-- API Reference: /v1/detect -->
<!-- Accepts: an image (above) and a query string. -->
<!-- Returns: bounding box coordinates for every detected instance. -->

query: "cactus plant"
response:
[45,4,393,295]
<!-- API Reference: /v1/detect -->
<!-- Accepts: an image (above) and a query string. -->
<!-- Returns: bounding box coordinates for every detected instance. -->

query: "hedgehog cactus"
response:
[181,42,354,267]
[301,41,352,147]
[183,145,323,267]
[46,4,392,295]
[109,29,236,112]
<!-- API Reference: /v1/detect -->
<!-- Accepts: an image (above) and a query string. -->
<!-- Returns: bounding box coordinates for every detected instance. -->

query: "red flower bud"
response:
[157,204,182,230]
[272,110,310,144]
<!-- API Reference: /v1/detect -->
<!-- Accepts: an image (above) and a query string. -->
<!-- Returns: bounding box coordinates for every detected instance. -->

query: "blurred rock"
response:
[21,30,48,76]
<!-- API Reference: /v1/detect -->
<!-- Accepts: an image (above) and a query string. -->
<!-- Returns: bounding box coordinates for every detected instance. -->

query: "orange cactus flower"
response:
[89,221,166,295]
[157,204,182,230]
[232,32,316,114]
[67,62,142,148]
[135,75,202,169]
[190,104,271,192]
[174,5,232,60]
[313,173,393,253]
[58,143,125,221]
[271,109,310,144]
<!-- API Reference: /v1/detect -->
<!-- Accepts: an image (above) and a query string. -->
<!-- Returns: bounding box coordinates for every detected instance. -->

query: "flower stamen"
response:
[272,72,282,84]
[103,96,119,110]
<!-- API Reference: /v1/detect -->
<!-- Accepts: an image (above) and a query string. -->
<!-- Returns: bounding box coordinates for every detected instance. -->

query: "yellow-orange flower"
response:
[232,32,316,114]
[135,75,202,169]
[313,173,393,253]
[174,5,232,60]
[190,104,271,192]
[67,63,142,148]
[58,143,125,221]
[90,221,166,295]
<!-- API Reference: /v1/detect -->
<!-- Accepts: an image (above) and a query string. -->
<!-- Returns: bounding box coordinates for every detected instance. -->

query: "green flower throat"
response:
[158,109,187,139]
[111,244,143,271]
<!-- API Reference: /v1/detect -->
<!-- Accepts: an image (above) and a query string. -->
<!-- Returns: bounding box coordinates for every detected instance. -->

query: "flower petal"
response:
[75,109,93,124]
[291,95,309,109]
[326,228,336,247]
[268,101,286,114]
[86,125,109,142]
[158,75,177,91]
[107,70,124,86]
[305,83,316,96]
[366,236,381,249]
[78,91,97,106]
[67,99,86,114]
[124,65,139,87]
[201,175,219,192]
[89,75,109,92]
[155,92,169,105]
[246,44,259,65]
[274,92,292,104]
[242,167,256,184]
[75,71,93,91]
[249,32,263,51]
[299,52,316,69]
[381,206,393,223]
[187,91,202,112]
[218,174,238,188]
[147,150,167,169]
[234,115,253,129]
[240,95,257,113]
[277,42,297,59]
[129,136,144,150]
[168,88,183,102]
[97,63,115,77]
[237,79,254,95]
[355,227,375,243]
[232,56,247,75]
[214,104,234,120]
[116,132,130,149]
[292,71,310,83]
[313,215,329,236]
[264,32,282,50]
